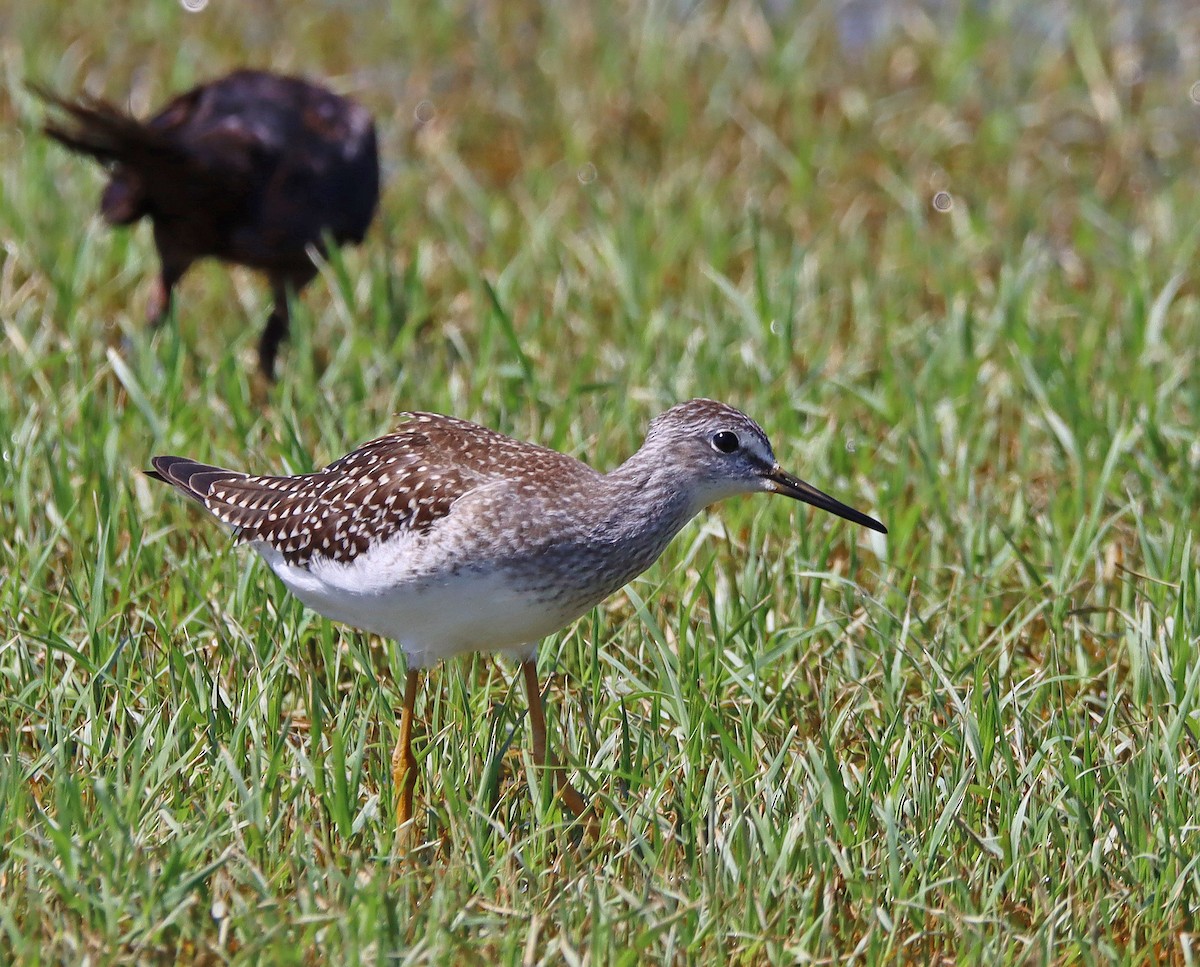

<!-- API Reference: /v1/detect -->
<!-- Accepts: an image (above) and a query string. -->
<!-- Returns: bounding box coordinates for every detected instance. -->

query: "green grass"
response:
[3,0,1200,961]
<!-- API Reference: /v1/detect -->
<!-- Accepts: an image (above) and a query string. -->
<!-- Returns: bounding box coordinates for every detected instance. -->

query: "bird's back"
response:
[152,71,379,252]
[150,412,598,569]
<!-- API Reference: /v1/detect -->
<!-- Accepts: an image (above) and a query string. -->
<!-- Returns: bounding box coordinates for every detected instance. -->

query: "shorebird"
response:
[148,400,886,835]
[36,69,379,378]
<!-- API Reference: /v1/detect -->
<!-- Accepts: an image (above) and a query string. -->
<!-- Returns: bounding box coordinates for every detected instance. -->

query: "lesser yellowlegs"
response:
[148,399,886,833]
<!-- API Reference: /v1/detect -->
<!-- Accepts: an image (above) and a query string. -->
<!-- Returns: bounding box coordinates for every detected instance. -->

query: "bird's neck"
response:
[600,449,702,549]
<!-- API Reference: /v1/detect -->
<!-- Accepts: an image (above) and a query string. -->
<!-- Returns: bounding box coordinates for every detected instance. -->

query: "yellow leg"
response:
[521,659,590,821]
[392,668,421,836]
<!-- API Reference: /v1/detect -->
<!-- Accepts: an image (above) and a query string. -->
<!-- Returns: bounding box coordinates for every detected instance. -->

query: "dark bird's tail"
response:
[31,83,171,223]
[33,84,156,162]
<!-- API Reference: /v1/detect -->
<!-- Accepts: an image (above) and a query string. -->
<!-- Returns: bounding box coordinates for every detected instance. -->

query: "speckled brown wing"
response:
[148,413,575,568]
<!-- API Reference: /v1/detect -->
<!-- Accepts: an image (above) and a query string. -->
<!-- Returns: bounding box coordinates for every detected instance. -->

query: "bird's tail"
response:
[33,84,158,163]
[147,456,247,508]
[31,84,173,223]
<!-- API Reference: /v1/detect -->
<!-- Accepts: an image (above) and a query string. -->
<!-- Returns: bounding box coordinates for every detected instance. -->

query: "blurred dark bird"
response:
[35,69,380,378]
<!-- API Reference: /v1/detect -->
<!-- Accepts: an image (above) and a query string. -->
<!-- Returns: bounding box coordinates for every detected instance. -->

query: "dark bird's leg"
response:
[258,278,291,380]
[260,270,314,379]
[123,249,188,365]
[393,668,421,837]
[521,659,592,824]
[146,256,190,329]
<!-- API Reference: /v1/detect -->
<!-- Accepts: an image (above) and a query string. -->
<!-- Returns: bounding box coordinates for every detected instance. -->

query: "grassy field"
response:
[3,0,1200,961]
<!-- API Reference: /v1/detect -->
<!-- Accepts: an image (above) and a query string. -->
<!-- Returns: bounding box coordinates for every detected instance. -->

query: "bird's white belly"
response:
[251,535,584,667]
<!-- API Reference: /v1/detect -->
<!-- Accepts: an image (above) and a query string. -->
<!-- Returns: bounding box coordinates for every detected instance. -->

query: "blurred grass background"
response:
[2,0,1200,962]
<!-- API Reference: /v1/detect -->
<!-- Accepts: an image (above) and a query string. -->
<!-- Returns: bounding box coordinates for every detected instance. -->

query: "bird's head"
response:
[645,399,886,533]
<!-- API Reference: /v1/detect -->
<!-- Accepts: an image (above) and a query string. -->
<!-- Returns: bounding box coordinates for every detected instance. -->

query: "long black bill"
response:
[766,466,887,534]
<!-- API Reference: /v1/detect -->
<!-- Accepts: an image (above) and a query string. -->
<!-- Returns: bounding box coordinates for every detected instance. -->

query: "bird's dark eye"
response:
[711,430,740,454]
